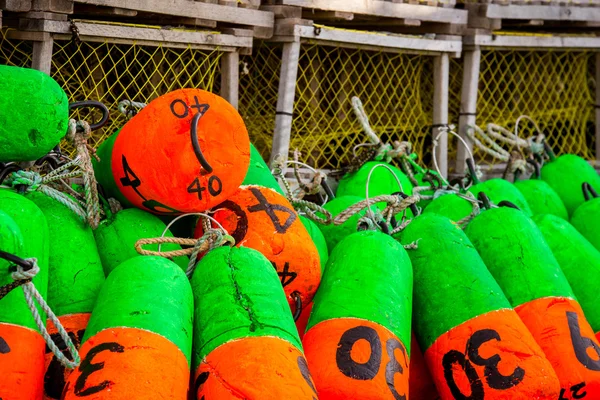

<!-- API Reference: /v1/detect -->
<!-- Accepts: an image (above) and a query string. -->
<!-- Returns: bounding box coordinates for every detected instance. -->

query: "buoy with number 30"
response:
[93,88,250,214]
[190,246,318,399]
[400,213,560,400]
[466,207,600,398]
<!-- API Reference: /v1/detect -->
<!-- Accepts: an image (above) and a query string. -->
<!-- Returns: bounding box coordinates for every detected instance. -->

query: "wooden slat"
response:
[485,3,600,21]
[466,33,600,48]
[73,0,274,27]
[0,0,32,12]
[279,0,467,24]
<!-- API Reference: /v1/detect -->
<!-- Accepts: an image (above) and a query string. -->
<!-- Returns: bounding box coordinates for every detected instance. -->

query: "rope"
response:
[118,100,147,118]
[66,119,101,229]
[334,194,420,227]
[0,254,80,369]
[466,124,510,162]
[455,191,481,227]
[107,197,123,215]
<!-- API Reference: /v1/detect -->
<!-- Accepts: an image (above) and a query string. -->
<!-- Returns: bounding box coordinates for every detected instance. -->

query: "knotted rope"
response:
[0,252,80,369]
[118,100,147,118]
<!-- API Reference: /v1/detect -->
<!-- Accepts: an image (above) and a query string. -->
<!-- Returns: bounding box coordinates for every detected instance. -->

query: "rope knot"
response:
[528,136,545,155]
[6,170,42,191]
[11,258,39,281]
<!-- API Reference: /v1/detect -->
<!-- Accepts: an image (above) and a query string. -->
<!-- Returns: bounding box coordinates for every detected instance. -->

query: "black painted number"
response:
[297,356,319,400]
[248,187,296,234]
[559,382,588,400]
[120,155,146,201]
[0,336,9,354]
[567,311,600,371]
[44,329,85,399]
[442,328,525,400]
[272,261,297,287]
[74,342,125,397]
[385,338,408,400]
[187,175,223,200]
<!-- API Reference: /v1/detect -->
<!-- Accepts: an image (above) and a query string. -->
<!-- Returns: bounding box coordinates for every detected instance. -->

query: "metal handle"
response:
[69,100,110,131]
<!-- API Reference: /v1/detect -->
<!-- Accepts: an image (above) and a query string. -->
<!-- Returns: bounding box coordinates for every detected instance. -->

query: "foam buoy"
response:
[570,183,600,251]
[243,143,284,194]
[409,332,440,400]
[541,154,600,216]
[196,185,321,309]
[24,192,105,400]
[0,65,69,162]
[422,192,474,224]
[93,89,250,214]
[191,246,318,399]
[514,178,568,219]
[63,256,193,398]
[94,208,188,275]
[466,207,600,397]
[295,301,313,341]
[400,213,560,399]
[300,215,328,266]
[0,192,50,400]
[534,213,600,341]
[303,230,412,399]
[336,161,413,198]
[469,178,532,215]
[316,195,376,252]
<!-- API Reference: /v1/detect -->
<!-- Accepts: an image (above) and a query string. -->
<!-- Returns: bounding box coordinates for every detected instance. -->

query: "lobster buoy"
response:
[317,195,377,252]
[469,178,532,215]
[94,208,188,275]
[570,183,600,251]
[541,154,600,216]
[0,192,50,399]
[336,161,413,198]
[295,301,313,341]
[24,192,106,400]
[243,143,284,194]
[534,213,600,340]
[400,213,560,399]
[409,332,440,400]
[466,207,600,396]
[514,178,568,219]
[422,192,474,224]
[300,215,328,266]
[196,185,321,309]
[63,256,193,398]
[0,65,69,162]
[93,89,250,214]
[191,246,318,399]
[303,230,412,399]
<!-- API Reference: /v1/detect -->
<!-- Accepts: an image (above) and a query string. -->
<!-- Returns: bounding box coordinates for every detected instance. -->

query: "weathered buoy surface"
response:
[191,246,318,399]
[409,332,440,400]
[300,215,328,267]
[196,185,321,308]
[63,256,193,399]
[94,208,188,275]
[25,192,105,400]
[316,195,376,252]
[400,213,560,400]
[466,207,600,397]
[303,230,412,399]
[296,301,313,341]
[336,161,413,198]
[0,65,69,162]
[243,143,284,194]
[469,178,532,215]
[93,88,250,214]
[0,209,46,400]
[514,179,568,219]
[541,154,600,216]
[422,192,474,224]
[570,190,600,252]
[534,213,600,340]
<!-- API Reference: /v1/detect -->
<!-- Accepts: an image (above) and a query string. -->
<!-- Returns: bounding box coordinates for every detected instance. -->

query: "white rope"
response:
[434,125,483,185]
[351,96,380,146]
[12,259,80,369]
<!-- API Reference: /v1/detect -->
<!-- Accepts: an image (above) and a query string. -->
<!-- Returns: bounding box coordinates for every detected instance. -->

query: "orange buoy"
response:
[409,332,440,400]
[195,185,321,310]
[93,89,250,214]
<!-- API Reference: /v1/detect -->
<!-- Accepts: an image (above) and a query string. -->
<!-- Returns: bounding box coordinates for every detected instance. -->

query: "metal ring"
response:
[0,250,34,272]
[466,158,478,182]
[583,182,598,201]
[190,112,214,174]
[69,100,110,131]
[377,220,390,235]
[320,179,335,201]
[526,158,541,180]
[498,200,520,210]
[0,164,21,185]
[392,191,420,217]
[477,191,492,210]
[292,291,303,322]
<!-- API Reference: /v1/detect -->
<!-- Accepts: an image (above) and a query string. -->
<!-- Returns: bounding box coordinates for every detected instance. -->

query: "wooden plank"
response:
[23,20,253,48]
[596,53,600,162]
[279,0,468,24]
[220,51,239,109]
[294,24,462,54]
[303,10,354,21]
[433,53,449,178]
[485,3,600,21]
[31,36,53,74]
[22,10,67,19]
[73,0,274,27]
[239,0,260,9]
[456,48,480,174]
[74,4,138,16]
[466,33,600,49]
[32,0,73,13]
[261,4,302,18]
[0,0,32,12]
[271,41,301,165]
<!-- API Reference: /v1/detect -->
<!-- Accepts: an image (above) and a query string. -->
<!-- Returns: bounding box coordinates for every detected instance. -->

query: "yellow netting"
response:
[449,49,596,169]
[51,39,223,155]
[0,29,33,67]
[239,41,435,170]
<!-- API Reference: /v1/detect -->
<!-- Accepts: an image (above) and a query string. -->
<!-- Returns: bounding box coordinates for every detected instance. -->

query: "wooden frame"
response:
[270,23,462,178]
